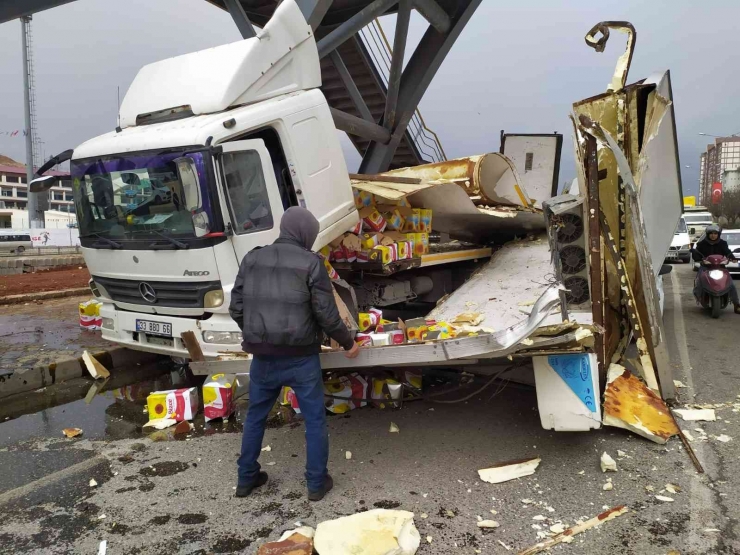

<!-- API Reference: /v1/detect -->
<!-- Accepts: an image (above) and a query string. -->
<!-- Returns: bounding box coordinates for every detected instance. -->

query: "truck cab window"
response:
[223,150,274,234]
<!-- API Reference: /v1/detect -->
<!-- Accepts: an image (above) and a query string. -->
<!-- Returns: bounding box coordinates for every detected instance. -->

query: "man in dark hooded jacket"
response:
[229,207,359,501]
[692,224,740,313]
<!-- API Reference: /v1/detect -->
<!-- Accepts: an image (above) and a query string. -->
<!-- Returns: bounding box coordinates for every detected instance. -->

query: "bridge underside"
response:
[1,0,480,171]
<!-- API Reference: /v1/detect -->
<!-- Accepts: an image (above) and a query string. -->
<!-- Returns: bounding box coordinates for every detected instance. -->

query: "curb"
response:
[0,347,161,400]
[0,287,91,306]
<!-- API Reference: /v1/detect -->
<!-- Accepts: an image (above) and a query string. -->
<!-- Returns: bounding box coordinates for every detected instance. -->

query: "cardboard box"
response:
[203,373,236,422]
[374,245,397,265]
[323,258,339,280]
[406,233,429,256]
[360,207,387,233]
[382,209,405,231]
[371,378,403,409]
[358,308,382,332]
[405,317,429,343]
[280,386,301,414]
[146,387,199,421]
[355,333,373,346]
[324,374,368,414]
[353,189,374,209]
[79,299,103,330]
[420,209,433,232]
[402,209,421,232]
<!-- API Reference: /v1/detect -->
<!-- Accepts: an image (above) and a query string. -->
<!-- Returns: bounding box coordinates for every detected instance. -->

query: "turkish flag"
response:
[712,182,723,205]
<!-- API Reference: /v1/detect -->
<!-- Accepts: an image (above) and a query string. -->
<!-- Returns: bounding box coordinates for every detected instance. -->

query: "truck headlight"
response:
[204,289,224,308]
[682,245,691,250]
[101,317,115,330]
[202,330,241,344]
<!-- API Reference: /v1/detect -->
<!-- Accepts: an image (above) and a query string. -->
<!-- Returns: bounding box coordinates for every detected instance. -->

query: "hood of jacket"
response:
[277,206,320,250]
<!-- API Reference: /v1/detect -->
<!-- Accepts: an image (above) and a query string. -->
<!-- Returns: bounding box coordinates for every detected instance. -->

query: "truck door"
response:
[218,139,285,263]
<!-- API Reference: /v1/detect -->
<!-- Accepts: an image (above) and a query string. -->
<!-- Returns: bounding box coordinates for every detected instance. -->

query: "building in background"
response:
[0,154,76,228]
[699,137,740,203]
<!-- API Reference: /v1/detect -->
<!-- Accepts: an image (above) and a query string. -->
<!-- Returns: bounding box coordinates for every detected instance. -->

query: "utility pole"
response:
[21,15,43,229]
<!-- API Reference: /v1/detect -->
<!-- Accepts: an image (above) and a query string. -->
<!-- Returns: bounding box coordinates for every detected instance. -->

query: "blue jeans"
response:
[237,354,328,491]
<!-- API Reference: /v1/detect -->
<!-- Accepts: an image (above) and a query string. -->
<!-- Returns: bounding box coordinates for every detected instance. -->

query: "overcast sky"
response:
[0,0,737,198]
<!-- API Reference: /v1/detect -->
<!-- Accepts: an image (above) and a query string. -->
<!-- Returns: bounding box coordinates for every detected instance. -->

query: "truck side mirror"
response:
[659,264,673,276]
[175,156,210,237]
[690,227,696,235]
[29,175,58,193]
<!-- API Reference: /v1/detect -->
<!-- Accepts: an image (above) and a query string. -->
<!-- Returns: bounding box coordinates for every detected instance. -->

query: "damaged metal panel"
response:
[584,21,636,93]
[602,364,679,444]
[579,116,675,400]
[382,153,534,207]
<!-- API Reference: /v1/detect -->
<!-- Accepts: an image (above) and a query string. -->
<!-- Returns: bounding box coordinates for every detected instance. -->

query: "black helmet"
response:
[706,224,721,236]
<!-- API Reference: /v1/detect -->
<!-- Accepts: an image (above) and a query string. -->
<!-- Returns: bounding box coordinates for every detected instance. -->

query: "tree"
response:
[713,190,740,228]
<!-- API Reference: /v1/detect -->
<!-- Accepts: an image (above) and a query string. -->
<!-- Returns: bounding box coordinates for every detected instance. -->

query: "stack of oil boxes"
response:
[319,189,432,279]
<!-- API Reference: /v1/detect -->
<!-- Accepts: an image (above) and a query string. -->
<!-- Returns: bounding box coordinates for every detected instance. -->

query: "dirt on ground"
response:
[0,267,91,297]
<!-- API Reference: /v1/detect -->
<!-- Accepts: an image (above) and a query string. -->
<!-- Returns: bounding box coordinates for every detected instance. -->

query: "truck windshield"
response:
[675,218,688,234]
[70,150,212,241]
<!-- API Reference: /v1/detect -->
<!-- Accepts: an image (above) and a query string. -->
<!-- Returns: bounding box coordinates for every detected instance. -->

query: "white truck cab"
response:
[66,0,358,358]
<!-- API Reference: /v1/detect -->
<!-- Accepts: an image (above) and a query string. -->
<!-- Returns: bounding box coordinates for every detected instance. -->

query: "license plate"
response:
[147,335,174,347]
[666,252,678,259]
[136,319,172,337]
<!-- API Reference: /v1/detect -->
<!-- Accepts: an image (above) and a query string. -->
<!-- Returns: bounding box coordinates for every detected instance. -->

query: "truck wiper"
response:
[148,230,189,250]
[82,232,123,249]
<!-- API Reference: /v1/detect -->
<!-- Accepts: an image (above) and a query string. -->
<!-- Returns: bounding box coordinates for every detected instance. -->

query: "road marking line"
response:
[0,455,107,506]
[670,269,715,553]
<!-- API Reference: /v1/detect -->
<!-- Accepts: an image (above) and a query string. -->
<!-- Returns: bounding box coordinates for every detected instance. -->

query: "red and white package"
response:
[146,387,199,422]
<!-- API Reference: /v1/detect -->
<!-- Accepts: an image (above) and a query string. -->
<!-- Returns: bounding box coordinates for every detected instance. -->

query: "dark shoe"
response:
[235,471,268,497]
[308,474,333,502]
[734,304,740,314]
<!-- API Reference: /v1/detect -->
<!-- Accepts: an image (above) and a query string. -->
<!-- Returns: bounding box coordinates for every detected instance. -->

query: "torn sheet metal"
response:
[382,153,533,207]
[584,21,636,93]
[428,237,562,331]
[602,364,679,444]
[579,116,673,399]
[633,72,683,278]
[192,285,566,375]
[407,183,545,243]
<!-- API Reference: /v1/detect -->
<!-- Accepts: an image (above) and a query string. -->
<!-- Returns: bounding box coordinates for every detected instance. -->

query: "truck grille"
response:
[92,276,220,309]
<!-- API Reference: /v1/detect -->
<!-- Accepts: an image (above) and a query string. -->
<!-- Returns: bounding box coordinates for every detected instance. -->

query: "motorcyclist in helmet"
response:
[692,224,740,314]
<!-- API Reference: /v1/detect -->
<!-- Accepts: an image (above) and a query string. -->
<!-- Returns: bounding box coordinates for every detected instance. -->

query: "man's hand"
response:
[344,342,360,359]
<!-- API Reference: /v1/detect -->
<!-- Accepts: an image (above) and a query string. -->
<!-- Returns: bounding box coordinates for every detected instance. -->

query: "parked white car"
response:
[665,216,691,263]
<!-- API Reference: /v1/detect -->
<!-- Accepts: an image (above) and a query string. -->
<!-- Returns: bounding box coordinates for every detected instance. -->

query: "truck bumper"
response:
[99,303,243,359]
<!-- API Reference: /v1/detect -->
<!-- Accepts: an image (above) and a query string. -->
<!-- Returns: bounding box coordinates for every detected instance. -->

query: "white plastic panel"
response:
[534,353,601,432]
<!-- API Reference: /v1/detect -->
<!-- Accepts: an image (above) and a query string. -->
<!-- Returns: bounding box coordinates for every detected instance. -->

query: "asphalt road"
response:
[0,263,738,554]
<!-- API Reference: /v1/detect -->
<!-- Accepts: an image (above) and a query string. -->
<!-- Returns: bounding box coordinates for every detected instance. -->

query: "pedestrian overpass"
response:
[1,0,481,172]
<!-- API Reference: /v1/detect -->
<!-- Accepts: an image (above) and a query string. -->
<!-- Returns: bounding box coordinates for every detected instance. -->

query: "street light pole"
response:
[21,15,42,230]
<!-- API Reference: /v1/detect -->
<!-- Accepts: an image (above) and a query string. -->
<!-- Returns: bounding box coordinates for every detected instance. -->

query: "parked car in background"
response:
[723,229,740,277]
[0,233,32,254]
[683,211,714,242]
[666,216,691,263]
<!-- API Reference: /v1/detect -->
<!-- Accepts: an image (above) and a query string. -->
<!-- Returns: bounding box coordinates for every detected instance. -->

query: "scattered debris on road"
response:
[345,451,352,460]
[314,509,420,555]
[142,418,177,430]
[655,495,674,503]
[600,452,617,472]
[389,422,400,433]
[476,520,499,529]
[257,526,315,555]
[62,427,83,438]
[261,445,272,452]
[82,350,110,380]
[673,408,717,422]
[477,456,541,484]
[89,478,98,487]
[517,505,629,555]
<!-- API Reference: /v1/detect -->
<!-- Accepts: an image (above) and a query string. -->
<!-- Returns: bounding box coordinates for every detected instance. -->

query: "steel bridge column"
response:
[359,0,481,173]
[296,0,334,29]
[317,0,398,58]
[384,0,411,130]
[224,0,257,38]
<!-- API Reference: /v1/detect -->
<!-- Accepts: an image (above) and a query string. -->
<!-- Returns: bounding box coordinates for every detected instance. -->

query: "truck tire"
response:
[711,296,721,318]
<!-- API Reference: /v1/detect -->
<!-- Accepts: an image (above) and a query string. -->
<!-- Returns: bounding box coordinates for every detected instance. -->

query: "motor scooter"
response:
[691,251,732,318]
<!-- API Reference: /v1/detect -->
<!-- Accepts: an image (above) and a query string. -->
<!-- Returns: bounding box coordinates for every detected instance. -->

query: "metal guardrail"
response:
[359,19,447,164]
[0,246,81,258]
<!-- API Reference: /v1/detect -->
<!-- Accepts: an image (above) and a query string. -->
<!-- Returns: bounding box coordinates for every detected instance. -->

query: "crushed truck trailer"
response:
[31,9,682,434]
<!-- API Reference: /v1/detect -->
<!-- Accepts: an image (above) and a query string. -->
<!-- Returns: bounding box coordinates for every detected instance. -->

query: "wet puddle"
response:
[0,361,251,449]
